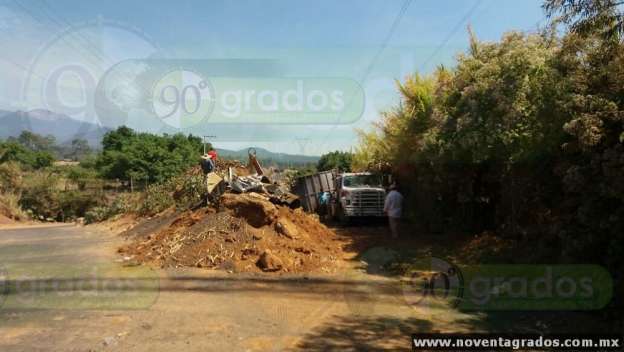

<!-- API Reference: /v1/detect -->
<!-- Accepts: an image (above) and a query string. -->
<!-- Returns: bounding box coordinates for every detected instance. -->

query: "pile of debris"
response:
[214,158,249,175]
[118,193,342,273]
[225,168,300,209]
[117,150,342,273]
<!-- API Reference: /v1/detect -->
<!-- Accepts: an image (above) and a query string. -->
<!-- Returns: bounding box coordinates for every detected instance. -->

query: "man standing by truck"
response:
[384,183,403,238]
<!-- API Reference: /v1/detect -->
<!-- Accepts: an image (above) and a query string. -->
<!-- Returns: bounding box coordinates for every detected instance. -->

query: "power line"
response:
[37,0,117,67]
[419,0,483,72]
[361,0,413,83]
[312,0,413,146]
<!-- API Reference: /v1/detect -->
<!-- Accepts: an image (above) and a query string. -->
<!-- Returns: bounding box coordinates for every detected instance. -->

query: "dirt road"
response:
[0,224,481,351]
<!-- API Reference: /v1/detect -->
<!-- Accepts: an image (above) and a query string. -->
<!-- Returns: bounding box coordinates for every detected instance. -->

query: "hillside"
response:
[0,110,319,166]
[216,147,319,166]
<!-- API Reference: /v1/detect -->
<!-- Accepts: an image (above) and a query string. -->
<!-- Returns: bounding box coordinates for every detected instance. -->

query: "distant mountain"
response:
[0,109,109,147]
[216,147,319,166]
[0,110,320,165]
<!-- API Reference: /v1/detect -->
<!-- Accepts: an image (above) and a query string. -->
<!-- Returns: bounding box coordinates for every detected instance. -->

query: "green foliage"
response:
[355,26,624,279]
[291,165,318,179]
[173,173,207,210]
[317,151,353,172]
[67,166,99,190]
[9,131,56,153]
[353,74,437,171]
[84,206,111,224]
[84,193,138,224]
[17,169,107,220]
[138,171,207,216]
[19,171,61,219]
[354,12,624,324]
[0,141,54,169]
[140,182,176,216]
[58,190,105,220]
[544,0,624,40]
[96,126,204,184]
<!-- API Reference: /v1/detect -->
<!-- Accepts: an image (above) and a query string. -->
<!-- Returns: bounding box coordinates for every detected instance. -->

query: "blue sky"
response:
[0,0,546,155]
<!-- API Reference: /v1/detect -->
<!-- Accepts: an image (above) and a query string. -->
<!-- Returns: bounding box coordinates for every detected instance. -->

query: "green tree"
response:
[96,126,203,184]
[9,131,56,153]
[0,141,54,169]
[317,151,353,172]
[544,0,624,40]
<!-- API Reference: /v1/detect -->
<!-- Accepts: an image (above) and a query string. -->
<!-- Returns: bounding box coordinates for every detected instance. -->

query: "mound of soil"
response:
[0,213,14,225]
[0,201,18,224]
[118,193,343,273]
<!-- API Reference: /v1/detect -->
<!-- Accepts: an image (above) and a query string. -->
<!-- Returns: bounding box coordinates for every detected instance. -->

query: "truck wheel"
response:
[336,206,350,226]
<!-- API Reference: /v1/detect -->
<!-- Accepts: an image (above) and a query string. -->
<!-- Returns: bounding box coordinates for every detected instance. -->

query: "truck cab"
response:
[335,172,386,221]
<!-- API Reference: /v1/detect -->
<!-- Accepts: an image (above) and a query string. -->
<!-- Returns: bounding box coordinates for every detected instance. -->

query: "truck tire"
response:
[336,205,351,226]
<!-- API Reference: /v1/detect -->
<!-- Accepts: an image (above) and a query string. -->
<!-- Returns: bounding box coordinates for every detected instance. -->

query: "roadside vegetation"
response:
[0,127,207,223]
[0,126,316,224]
[353,0,624,325]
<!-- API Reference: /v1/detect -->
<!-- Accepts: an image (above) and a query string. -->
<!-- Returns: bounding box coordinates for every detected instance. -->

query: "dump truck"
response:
[294,170,386,223]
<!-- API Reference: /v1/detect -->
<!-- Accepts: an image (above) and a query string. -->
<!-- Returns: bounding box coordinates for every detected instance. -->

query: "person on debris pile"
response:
[200,153,215,174]
[208,149,218,162]
[384,182,403,239]
[200,153,219,206]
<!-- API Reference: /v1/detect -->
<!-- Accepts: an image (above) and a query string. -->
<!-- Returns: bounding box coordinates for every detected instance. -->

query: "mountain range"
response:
[0,109,320,164]
[0,109,109,147]
[216,147,319,166]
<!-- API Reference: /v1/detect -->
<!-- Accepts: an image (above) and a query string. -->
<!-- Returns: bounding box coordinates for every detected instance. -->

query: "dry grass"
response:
[0,192,29,221]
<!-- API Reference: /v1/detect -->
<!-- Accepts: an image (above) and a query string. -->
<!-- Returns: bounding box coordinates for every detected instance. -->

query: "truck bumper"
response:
[343,207,385,217]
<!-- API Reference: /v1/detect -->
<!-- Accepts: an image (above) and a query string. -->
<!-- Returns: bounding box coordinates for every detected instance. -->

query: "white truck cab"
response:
[336,172,386,220]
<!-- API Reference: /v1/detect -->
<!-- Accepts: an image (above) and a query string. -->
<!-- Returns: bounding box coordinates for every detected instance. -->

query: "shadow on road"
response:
[289,315,433,351]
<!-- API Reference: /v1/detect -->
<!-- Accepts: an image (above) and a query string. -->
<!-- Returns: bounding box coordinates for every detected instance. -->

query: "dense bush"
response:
[84,206,111,224]
[17,170,107,220]
[140,183,176,216]
[139,170,206,216]
[18,171,62,219]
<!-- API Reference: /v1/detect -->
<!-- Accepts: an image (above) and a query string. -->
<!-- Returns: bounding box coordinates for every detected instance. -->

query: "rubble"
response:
[118,191,342,273]
[116,151,341,274]
[256,250,283,272]
[224,166,301,210]
[275,220,298,239]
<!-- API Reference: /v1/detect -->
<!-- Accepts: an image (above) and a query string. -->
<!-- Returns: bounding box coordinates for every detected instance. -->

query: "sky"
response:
[0,0,546,155]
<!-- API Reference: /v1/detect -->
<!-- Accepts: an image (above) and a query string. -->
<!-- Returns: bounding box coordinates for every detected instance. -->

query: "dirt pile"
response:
[118,193,343,273]
[0,200,20,224]
[0,213,14,225]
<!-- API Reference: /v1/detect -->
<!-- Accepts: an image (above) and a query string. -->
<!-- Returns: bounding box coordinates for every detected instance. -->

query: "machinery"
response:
[294,170,386,223]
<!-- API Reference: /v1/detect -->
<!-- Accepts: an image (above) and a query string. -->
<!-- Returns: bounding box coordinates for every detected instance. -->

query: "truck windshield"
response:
[343,175,382,188]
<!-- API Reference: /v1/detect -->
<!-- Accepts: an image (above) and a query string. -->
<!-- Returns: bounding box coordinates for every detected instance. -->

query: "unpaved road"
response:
[0,224,481,351]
